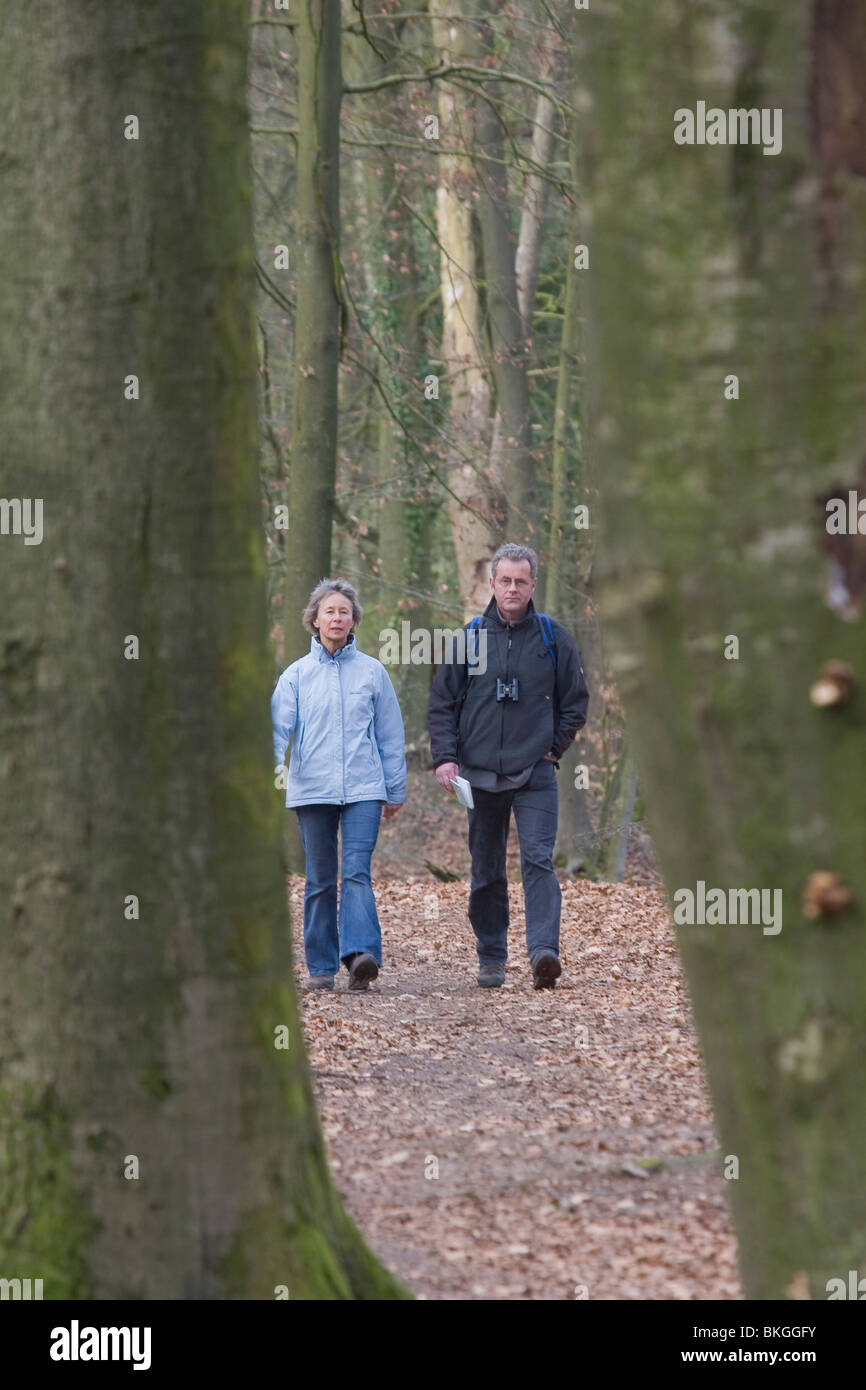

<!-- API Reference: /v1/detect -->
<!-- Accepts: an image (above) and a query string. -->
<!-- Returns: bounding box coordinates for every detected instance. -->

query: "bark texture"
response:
[0,0,405,1300]
[581,0,866,1298]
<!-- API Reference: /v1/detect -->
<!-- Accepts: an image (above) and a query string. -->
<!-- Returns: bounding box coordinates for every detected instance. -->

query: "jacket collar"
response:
[483,594,538,630]
[311,631,358,662]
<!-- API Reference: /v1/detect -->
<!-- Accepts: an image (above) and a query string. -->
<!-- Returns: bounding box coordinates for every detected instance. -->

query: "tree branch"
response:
[343,62,575,118]
[256,260,296,315]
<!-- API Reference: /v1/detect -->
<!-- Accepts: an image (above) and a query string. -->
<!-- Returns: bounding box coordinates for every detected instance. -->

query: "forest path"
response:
[292,876,743,1300]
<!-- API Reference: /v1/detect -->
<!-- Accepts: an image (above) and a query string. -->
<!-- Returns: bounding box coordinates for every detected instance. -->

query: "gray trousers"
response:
[467,758,560,963]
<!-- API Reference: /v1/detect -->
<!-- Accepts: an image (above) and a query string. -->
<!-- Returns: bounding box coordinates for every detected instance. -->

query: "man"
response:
[428,543,589,989]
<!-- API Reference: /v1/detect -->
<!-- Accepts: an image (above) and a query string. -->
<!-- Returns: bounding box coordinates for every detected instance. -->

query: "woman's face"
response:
[314,592,354,643]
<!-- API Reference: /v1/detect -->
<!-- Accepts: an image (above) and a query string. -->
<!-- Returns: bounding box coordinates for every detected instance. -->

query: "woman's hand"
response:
[382,802,402,820]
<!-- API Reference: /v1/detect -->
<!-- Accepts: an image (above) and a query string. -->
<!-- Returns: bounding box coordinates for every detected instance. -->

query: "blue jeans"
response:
[467,758,560,964]
[295,800,383,977]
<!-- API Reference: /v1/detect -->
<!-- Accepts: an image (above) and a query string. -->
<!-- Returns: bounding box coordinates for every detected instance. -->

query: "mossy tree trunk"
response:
[545,42,599,870]
[284,0,342,665]
[281,0,343,872]
[0,0,406,1300]
[581,0,866,1298]
[343,25,432,738]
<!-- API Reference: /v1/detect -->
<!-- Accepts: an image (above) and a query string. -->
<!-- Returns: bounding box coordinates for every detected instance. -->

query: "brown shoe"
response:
[347,953,379,991]
[531,952,561,990]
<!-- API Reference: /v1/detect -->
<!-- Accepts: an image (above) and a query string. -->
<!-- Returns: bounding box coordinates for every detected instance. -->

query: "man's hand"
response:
[543,752,556,761]
[435,761,460,791]
[382,802,401,821]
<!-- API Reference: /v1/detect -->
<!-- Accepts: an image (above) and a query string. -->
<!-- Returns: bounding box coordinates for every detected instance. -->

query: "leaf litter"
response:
[290,872,742,1300]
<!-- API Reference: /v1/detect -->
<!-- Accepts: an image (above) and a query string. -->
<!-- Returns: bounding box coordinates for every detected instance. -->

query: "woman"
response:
[271,578,407,991]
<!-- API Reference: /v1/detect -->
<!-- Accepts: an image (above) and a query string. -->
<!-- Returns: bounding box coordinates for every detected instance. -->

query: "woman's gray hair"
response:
[301,577,363,634]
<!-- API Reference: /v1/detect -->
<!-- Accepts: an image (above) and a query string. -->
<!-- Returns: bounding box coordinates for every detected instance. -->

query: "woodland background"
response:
[1,0,865,1304]
[252,0,637,880]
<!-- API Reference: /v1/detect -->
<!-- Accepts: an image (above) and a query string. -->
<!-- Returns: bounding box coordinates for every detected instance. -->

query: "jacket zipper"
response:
[294,669,303,770]
[337,656,346,804]
[499,627,512,774]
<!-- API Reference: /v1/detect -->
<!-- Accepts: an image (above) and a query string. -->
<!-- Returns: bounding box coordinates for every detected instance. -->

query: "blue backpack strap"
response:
[466,616,483,672]
[537,613,557,671]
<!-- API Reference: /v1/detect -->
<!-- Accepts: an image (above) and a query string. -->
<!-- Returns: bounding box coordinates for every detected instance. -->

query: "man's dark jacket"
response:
[427,597,589,774]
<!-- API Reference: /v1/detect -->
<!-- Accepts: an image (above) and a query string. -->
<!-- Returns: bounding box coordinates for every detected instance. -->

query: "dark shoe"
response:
[478,961,506,989]
[531,951,561,990]
[347,952,379,991]
[307,975,334,991]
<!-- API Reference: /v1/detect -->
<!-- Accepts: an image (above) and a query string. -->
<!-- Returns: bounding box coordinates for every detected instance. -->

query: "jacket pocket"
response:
[294,722,305,770]
[368,731,381,775]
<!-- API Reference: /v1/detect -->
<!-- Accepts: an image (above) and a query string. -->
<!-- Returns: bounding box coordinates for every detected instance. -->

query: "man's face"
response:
[491,560,536,620]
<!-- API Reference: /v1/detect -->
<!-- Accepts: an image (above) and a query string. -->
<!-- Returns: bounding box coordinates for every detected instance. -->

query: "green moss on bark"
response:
[0,1084,98,1299]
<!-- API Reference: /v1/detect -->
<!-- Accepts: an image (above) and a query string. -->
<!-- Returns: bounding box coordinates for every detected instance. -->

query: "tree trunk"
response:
[554,743,595,875]
[429,0,503,615]
[284,0,342,664]
[343,23,436,738]
[474,14,535,539]
[281,0,343,873]
[545,58,582,618]
[516,37,559,330]
[613,754,638,884]
[0,0,406,1301]
[581,0,866,1298]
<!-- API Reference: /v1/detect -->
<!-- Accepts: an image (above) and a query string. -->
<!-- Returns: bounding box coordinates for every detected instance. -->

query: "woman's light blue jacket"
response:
[271,634,407,809]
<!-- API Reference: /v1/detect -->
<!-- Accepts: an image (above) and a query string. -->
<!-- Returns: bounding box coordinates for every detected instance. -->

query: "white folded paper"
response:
[450,775,474,809]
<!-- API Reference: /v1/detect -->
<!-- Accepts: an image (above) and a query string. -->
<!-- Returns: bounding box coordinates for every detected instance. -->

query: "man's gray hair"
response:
[490,543,538,581]
[301,577,363,633]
